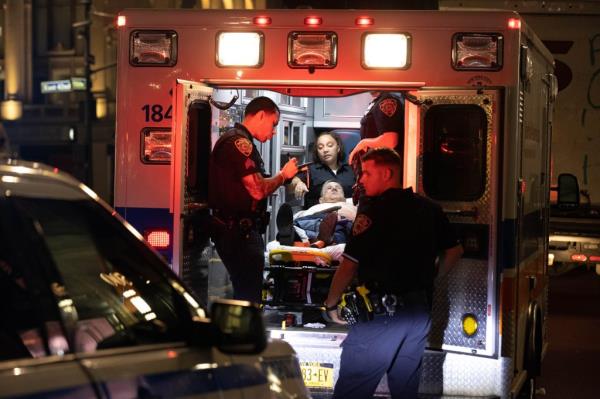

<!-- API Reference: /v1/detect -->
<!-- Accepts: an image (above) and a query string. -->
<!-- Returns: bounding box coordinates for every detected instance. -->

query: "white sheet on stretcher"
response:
[266,241,346,266]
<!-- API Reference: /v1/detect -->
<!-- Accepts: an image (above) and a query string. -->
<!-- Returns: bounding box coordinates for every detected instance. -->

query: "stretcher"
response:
[264,245,338,308]
[268,245,335,267]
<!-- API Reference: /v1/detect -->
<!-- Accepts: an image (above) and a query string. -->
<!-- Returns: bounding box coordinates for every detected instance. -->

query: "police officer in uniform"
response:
[209,96,298,303]
[347,92,404,203]
[324,148,463,399]
[350,91,405,165]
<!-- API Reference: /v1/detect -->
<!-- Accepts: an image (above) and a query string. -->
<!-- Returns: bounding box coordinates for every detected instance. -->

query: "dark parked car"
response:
[0,159,309,398]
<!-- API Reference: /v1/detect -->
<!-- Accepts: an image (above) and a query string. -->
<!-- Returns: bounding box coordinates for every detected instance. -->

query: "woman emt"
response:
[290,131,356,209]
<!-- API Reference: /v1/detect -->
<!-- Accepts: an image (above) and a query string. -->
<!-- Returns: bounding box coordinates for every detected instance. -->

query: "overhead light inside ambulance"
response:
[217,32,263,67]
[362,33,409,68]
[130,30,177,66]
[289,32,337,68]
[453,33,502,70]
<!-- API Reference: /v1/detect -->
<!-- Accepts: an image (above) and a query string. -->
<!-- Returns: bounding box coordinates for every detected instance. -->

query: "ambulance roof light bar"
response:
[452,33,503,71]
[355,16,374,27]
[362,33,410,69]
[304,16,322,26]
[253,16,271,26]
[202,78,425,90]
[216,32,264,67]
[508,18,521,30]
[288,32,337,69]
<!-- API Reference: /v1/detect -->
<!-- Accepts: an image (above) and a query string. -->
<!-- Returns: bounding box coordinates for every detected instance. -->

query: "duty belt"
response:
[368,290,428,316]
[212,209,269,233]
[338,287,428,324]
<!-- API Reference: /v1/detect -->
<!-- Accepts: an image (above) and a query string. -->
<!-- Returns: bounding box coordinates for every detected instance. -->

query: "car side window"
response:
[0,200,68,361]
[12,197,198,354]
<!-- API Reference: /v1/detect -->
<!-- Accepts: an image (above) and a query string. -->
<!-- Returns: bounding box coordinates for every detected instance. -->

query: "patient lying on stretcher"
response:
[267,180,357,263]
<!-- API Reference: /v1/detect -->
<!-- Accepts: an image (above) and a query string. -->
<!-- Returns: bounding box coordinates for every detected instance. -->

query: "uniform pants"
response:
[333,305,431,399]
[211,221,265,304]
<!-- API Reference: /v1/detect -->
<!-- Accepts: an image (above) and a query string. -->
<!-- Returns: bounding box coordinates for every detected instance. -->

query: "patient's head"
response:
[319,180,345,203]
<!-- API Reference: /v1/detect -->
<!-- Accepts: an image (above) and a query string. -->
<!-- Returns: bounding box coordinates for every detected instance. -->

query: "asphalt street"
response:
[536,265,600,399]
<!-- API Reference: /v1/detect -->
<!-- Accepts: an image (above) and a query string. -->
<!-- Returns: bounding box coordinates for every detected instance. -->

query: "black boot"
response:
[276,203,294,246]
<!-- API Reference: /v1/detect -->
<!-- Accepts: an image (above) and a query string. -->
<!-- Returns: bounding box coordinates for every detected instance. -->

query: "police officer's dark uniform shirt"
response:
[209,123,266,215]
[297,162,355,209]
[360,93,405,156]
[343,187,458,298]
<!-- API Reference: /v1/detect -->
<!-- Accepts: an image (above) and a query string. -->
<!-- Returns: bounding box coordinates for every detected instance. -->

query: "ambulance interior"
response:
[177,87,487,323]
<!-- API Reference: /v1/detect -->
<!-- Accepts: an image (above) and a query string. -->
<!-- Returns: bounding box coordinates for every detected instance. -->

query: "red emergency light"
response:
[117,15,126,27]
[571,254,588,262]
[253,16,272,26]
[508,18,521,30]
[304,16,322,26]
[589,255,600,262]
[355,16,374,27]
[145,229,171,249]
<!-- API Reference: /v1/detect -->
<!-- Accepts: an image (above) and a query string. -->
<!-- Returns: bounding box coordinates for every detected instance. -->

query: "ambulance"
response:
[114,8,556,399]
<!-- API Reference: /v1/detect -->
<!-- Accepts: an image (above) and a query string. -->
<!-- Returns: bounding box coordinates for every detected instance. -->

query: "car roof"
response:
[0,157,149,243]
[0,158,92,201]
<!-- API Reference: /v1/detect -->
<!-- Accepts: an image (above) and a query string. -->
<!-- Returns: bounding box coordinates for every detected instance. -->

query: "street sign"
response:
[41,80,72,93]
[71,77,87,91]
[41,78,87,93]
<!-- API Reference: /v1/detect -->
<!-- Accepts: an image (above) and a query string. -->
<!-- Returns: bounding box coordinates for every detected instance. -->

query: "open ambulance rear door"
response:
[170,79,214,278]
[406,88,505,367]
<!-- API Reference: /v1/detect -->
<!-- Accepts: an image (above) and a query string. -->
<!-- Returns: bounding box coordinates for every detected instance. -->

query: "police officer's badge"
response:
[234,138,253,157]
[352,214,372,235]
[378,98,397,117]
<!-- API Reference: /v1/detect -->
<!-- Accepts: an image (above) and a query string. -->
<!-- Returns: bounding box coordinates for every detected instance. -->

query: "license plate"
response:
[300,362,334,388]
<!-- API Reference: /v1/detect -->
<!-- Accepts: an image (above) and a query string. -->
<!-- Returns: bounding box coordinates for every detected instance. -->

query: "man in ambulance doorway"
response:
[208,96,299,303]
[324,147,463,399]
[349,91,405,202]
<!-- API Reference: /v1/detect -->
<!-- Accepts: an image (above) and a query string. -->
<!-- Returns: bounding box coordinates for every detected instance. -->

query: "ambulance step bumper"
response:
[270,329,512,399]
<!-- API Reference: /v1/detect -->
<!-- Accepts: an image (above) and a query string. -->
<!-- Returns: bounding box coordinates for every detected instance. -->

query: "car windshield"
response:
[9,196,200,352]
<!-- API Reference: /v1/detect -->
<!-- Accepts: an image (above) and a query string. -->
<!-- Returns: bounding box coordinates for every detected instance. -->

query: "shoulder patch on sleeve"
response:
[244,157,256,169]
[378,98,397,117]
[352,214,372,235]
[234,137,253,157]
